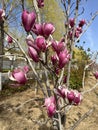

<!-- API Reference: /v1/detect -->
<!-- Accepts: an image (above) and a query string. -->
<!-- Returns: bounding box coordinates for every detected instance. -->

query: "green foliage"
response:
[73,47,90,61]
[69,62,84,90]
[70,47,90,90]
[43,0,65,40]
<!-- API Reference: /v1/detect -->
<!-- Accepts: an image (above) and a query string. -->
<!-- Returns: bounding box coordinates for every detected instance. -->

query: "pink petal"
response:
[12,70,27,84]
[28,46,39,62]
[22,10,36,32]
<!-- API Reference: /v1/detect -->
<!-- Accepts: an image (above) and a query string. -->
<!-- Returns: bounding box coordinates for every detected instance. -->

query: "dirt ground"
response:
[0,75,98,130]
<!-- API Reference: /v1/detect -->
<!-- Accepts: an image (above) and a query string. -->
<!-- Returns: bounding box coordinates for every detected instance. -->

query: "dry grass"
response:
[0,75,98,130]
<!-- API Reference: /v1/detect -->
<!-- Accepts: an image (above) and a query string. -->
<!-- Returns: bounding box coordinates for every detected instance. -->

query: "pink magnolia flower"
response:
[76,27,82,34]
[22,10,36,32]
[45,96,56,107]
[23,66,30,73]
[26,34,34,46]
[68,31,72,39]
[51,54,58,65]
[94,71,98,79]
[28,46,39,62]
[75,27,83,38]
[73,92,82,105]
[37,0,44,8]
[43,23,55,38]
[0,9,5,21]
[32,23,43,35]
[69,18,75,28]
[52,40,65,55]
[75,30,80,38]
[26,35,40,52]
[55,68,60,75]
[8,68,27,84]
[67,90,75,103]
[35,36,47,52]
[32,22,55,38]
[66,90,82,105]
[79,19,86,27]
[44,96,56,117]
[58,49,70,69]
[6,35,13,44]
[55,86,69,98]
[47,103,56,117]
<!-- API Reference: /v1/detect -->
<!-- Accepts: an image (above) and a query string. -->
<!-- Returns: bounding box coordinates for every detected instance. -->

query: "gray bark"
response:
[0,21,4,72]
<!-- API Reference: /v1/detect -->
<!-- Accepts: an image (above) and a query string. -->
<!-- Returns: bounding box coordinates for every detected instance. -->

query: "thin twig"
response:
[82,52,98,89]
[4,30,47,97]
[82,60,95,89]
[13,97,44,110]
[70,107,95,130]
[57,68,64,86]
[82,82,98,95]
[76,11,98,43]
[21,0,25,11]
[32,118,50,126]
[33,0,41,24]
[67,0,79,87]
[58,112,63,130]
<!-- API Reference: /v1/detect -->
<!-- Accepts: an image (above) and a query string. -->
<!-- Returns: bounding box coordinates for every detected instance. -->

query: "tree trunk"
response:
[0,21,4,72]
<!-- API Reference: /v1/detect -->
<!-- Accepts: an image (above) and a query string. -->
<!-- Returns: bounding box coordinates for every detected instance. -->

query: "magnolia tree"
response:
[0,0,98,130]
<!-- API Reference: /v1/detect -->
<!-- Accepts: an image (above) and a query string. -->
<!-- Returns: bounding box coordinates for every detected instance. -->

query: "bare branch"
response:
[33,0,41,24]
[4,30,47,97]
[57,68,64,86]
[82,82,98,95]
[82,61,95,89]
[78,7,84,16]
[21,0,25,11]
[32,118,50,126]
[70,107,95,130]
[76,11,98,43]
[82,52,98,89]
[67,0,79,87]
[13,97,44,110]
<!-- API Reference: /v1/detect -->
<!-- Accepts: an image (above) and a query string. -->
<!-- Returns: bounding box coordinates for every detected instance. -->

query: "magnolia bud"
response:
[8,68,27,84]
[0,9,5,21]
[52,40,65,55]
[45,96,56,107]
[69,18,75,28]
[43,23,55,38]
[56,86,69,98]
[28,46,39,62]
[35,36,47,52]
[6,35,13,44]
[23,66,30,73]
[51,54,58,65]
[79,19,86,27]
[73,93,82,105]
[47,103,56,117]
[58,49,70,69]
[37,0,44,8]
[32,23,43,35]
[22,10,36,32]
[67,91,75,103]
[94,71,98,79]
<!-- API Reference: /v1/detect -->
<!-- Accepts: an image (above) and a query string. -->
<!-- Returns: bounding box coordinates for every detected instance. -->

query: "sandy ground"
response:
[0,75,98,130]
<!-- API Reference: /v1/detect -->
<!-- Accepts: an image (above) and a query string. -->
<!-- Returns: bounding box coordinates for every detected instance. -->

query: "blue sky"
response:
[0,0,98,54]
[78,0,98,53]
